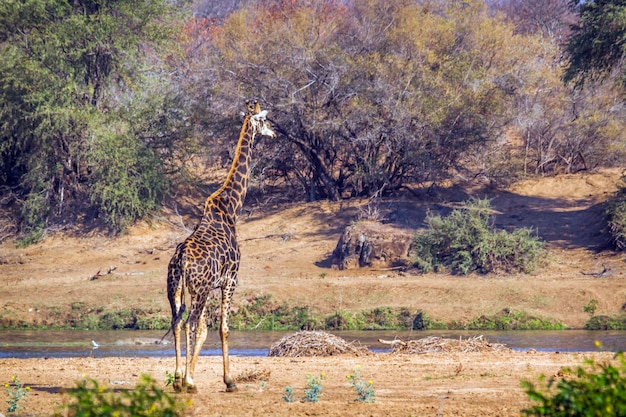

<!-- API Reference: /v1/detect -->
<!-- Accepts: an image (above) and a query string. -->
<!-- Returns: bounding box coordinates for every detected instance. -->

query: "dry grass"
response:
[382,335,511,354]
[236,367,272,383]
[268,331,370,357]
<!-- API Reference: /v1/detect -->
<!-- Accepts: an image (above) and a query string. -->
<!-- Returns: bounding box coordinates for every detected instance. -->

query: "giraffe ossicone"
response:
[166,100,275,393]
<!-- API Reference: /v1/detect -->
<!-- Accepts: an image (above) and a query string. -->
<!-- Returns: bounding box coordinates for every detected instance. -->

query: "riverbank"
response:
[0,350,619,416]
[2,171,626,333]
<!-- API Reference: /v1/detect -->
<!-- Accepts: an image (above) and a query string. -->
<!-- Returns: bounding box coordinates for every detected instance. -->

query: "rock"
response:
[330,221,413,270]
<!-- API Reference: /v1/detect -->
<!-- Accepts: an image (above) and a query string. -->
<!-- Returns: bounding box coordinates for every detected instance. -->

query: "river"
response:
[0,329,624,359]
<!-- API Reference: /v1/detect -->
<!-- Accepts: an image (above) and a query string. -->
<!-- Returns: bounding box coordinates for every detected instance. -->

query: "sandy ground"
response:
[1,170,626,415]
[0,351,619,416]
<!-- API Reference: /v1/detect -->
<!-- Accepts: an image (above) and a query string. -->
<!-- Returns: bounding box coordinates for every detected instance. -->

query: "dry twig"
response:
[380,335,510,354]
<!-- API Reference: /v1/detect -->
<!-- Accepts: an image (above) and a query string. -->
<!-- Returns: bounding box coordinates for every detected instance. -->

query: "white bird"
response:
[91,340,99,349]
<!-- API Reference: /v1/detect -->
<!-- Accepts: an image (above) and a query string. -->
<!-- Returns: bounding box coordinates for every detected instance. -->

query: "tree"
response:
[0,0,188,235]
[186,0,539,200]
[490,0,575,44]
[564,0,626,87]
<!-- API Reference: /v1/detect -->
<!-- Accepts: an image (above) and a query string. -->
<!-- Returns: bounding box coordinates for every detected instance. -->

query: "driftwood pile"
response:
[379,335,511,354]
[268,331,369,357]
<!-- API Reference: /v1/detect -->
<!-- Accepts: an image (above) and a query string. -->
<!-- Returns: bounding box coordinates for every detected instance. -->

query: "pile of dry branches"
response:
[268,331,370,357]
[380,335,511,354]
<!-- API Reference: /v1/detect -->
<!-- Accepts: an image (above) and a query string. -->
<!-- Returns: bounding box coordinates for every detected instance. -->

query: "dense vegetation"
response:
[523,352,626,417]
[1,0,625,239]
[412,198,546,274]
[606,176,626,251]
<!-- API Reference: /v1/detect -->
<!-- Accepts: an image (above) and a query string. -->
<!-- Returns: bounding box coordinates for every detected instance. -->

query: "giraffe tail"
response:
[159,303,186,344]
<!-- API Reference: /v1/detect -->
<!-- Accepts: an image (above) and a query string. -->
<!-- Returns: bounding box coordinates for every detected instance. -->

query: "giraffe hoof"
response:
[173,381,183,393]
[186,385,198,394]
[226,383,238,393]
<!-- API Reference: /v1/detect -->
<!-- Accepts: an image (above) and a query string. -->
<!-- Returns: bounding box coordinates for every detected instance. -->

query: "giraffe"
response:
[166,101,276,393]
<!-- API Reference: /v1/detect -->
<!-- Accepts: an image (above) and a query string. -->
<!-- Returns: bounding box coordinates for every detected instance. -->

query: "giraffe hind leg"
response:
[167,271,185,392]
[172,303,185,392]
[184,298,209,393]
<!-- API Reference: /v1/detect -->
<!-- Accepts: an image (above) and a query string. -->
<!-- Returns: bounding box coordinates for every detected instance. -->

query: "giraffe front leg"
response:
[221,289,237,392]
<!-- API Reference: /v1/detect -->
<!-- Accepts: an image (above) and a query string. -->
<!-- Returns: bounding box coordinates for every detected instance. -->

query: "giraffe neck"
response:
[205,116,255,220]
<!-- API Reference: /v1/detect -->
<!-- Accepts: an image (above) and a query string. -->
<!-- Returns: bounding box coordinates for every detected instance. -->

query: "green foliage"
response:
[56,375,186,417]
[229,294,320,331]
[347,366,376,403]
[458,309,567,331]
[70,308,168,330]
[412,198,546,275]
[5,375,30,413]
[282,386,296,403]
[324,311,360,331]
[86,119,168,231]
[15,228,45,247]
[564,0,626,86]
[164,371,175,388]
[584,315,626,331]
[522,352,626,416]
[606,179,626,251]
[303,373,325,403]
[0,0,187,235]
[584,299,599,316]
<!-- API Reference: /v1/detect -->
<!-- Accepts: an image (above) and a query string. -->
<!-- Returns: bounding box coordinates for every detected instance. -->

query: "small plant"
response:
[347,366,376,403]
[583,299,599,316]
[303,373,325,403]
[522,352,626,416]
[164,371,175,387]
[56,374,187,417]
[5,375,30,413]
[283,386,295,403]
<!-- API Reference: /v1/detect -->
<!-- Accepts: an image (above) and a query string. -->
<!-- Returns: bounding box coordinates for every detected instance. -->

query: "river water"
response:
[0,330,624,359]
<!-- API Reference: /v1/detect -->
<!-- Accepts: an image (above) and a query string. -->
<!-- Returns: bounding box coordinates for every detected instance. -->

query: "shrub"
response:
[412,198,546,275]
[584,315,626,331]
[56,374,187,417]
[522,352,626,416]
[460,309,567,330]
[606,178,626,251]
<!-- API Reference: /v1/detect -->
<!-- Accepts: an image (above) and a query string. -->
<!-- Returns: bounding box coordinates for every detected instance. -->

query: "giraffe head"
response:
[246,100,276,139]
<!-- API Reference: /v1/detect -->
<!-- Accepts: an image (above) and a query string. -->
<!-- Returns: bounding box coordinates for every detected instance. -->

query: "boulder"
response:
[330,221,413,269]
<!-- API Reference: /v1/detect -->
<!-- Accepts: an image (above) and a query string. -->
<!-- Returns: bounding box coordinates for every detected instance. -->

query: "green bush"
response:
[522,352,626,416]
[584,315,626,331]
[412,198,546,275]
[606,178,626,251]
[458,308,567,330]
[56,375,187,417]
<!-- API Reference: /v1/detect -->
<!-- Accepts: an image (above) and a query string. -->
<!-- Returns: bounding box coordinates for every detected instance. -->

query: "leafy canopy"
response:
[0,0,185,234]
